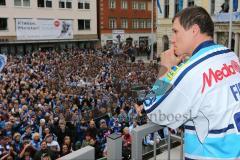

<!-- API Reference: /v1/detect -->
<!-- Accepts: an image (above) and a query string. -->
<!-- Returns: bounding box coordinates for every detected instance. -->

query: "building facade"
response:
[157,0,240,56]
[0,0,98,54]
[98,0,157,47]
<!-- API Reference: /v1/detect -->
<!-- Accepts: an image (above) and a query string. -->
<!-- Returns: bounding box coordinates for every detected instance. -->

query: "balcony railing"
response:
[58,122,183,160]
[59,146,95,160]
[131,122,183,160]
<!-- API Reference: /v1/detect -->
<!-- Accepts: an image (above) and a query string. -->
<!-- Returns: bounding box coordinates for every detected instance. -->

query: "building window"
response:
[59,0,72,8]
[23,0,30,6]
[146,19,151,28]
[121,18,128,28]
[14,0,30,7]
[66,0,72,8]
[132,1,138,9]
[78,0,90,9]
[38,0,52,8]
[85,20,90,29]
[109,0,116,9]
[132,19,148,29]
[175,0,179,15]
[132,19,138,29]
[220,0,229,13]
[38,0,44,7]
[14,0,21,6]
[211,0,215,15]
[0,0,6,5]
[78,20,84,30]
[164,0,169,18]
[78,0,83,9]
[85,1,90,9]
[0,18,7,30]
[109,18,116,29]
[78,19,90,30]
[121,0,128,9]
[59,0,65,8]
[46,0,52,7]
[188,0,194,7]
[139,19,145,28]
[139,2,146,10]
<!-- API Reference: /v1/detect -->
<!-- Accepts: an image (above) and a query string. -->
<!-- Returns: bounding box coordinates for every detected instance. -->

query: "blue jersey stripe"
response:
[185,157,196,160]
[191,40,216,56]
[145,48,231,113]
[184,132,240,158]
[184,125,195,130]
[185,124,235,134]
[190,44,223,61]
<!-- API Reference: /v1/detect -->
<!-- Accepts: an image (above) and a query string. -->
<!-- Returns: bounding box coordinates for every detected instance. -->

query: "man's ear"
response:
[192,24,200,36]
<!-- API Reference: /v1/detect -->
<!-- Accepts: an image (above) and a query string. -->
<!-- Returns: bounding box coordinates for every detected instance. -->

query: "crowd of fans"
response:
[0,47,163,160]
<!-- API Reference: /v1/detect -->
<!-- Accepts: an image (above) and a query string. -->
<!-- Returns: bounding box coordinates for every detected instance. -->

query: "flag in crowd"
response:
[0,54,7,72]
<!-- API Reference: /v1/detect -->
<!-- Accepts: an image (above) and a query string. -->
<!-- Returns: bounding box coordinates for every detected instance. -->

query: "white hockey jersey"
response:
[144,40,240,159]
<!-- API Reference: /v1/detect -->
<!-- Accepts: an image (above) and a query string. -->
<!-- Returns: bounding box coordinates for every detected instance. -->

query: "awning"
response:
[0,39,99,44]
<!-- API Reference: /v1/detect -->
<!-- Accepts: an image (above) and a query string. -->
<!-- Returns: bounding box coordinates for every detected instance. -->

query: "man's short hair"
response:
[41,140,47,145]
[172,6,214,38]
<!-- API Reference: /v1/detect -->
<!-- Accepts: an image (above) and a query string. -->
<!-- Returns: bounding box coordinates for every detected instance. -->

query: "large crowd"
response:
[0,47,163,160]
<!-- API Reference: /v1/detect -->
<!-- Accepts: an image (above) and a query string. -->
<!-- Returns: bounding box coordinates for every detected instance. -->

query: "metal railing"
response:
[58,122,183,160]
[131,122,183,160]
[106,122,184,160]
[59,146,95,160]
[131,122,163,160]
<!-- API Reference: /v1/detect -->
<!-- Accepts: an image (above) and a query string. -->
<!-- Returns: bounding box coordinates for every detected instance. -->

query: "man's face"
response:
[9,116,15,123]
[171,18,194,56]
[41,142,47,150]
[26,127,31,134]
[46,136,53,143]
[89,121,95,128]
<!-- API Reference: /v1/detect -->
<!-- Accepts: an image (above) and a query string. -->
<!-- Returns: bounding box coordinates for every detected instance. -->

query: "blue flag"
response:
[0,54,7,72]
[178,0,183,11]
[157,0,162,14]
[233,0,238,12]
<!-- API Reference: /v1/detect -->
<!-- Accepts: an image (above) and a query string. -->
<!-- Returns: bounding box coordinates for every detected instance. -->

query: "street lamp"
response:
[228,0,233,49]
[150,0,154,60]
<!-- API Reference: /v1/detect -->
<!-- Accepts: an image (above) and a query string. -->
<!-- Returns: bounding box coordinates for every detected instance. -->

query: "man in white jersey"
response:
[137,6,240,159]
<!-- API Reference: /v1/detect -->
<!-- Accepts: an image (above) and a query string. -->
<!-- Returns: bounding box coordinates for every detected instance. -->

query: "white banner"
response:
[16,19,73,40]
[112,30,125,43]
[213,12,240,22]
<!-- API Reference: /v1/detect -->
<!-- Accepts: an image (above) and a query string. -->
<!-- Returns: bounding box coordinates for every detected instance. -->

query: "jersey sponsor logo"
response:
[166,61,189,81]
[202,60,240,93]
[230,82,240,101]
[144,79,173,108]
[144,90,157,108]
